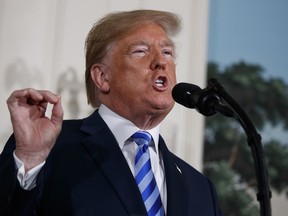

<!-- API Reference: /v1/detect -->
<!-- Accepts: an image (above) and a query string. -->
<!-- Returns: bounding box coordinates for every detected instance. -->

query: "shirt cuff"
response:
[13,151,45,190]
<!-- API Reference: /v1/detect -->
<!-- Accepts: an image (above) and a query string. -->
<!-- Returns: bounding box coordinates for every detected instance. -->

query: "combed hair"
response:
[85,9,182,108]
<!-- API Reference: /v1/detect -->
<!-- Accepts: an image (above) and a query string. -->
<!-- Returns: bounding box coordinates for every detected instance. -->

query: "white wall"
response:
[0,0,209,171]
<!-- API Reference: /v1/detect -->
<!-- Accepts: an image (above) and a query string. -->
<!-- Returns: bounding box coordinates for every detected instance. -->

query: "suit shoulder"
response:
[61,119,83,131]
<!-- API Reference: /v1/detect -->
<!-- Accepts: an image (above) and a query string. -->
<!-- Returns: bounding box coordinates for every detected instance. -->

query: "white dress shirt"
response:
[98,105,167,211]
[14,104,167,211]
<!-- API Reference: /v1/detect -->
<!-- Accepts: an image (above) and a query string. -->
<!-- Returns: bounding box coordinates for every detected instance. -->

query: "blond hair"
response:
[85,9,181,107]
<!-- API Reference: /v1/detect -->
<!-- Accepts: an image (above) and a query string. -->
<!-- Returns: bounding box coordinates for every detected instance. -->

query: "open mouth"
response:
[153,76,168,90]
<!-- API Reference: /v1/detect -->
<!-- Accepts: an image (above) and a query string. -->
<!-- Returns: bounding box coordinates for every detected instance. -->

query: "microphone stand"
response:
[207,78,272,216]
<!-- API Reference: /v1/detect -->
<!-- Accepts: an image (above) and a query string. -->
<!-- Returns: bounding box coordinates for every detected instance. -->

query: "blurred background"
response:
[0,0,287,215]
[204,1,288,216]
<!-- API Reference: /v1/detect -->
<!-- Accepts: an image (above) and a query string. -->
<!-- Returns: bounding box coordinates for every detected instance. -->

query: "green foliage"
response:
[264,140,288,194]
[204,61,288,215]
[207,61,288,129]
[205,161,259,216]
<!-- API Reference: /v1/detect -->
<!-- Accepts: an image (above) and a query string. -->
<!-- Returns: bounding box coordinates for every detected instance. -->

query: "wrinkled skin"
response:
[91,23,177,129]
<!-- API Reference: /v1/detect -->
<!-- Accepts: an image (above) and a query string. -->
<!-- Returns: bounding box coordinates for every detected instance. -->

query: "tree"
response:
[204,61,288,216]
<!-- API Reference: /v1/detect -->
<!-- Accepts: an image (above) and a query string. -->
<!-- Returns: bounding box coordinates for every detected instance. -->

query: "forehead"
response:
[116,23,174,47]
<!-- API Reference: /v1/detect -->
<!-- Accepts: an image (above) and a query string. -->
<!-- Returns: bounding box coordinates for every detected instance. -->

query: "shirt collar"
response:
[98,104,160,154]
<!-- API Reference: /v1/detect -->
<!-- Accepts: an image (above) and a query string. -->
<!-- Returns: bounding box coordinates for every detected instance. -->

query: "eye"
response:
[162,48,174,58]
[131,45,148,57]
[133,49,147,54]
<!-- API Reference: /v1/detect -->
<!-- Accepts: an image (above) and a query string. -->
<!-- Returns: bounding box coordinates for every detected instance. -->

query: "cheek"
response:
[168,67,177,84]
[111,72,139,97]
[171,72,177,83]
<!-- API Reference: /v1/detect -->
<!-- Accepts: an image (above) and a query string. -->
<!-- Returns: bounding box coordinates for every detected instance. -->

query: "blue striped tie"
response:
[132,131,165,216]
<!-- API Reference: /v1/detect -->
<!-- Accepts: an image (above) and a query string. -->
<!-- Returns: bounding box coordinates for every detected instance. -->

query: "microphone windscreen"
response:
[172,83,201,108]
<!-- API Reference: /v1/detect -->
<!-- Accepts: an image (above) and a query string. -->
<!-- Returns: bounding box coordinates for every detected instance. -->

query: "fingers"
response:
[7,88,64,123]
[7,88,60,107]
[7,88,41,107]
[7,89,64,168]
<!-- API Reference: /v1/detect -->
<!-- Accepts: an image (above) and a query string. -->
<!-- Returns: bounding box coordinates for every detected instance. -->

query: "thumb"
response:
[50,96,64,129]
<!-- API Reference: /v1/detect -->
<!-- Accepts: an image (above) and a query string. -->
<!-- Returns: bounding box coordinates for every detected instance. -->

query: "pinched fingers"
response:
[37,90,64,125]
[7,88,60,107]
[7,88,63,125]
[7,89,64,168]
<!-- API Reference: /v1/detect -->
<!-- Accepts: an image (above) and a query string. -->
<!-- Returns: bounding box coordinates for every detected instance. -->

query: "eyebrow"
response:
[128,39,175,50]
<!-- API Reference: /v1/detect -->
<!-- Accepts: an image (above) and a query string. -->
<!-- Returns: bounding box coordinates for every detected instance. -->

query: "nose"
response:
[150,50,167,71]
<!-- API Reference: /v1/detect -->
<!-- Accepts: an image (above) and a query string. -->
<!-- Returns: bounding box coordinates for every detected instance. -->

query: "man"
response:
[0,10,222,216]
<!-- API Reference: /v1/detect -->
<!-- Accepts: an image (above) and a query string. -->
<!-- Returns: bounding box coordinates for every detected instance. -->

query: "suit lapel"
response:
[80,111,146,215]
[159,137,188,216]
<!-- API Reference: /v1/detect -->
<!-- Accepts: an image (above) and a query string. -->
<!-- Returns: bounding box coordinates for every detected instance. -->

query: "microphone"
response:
[172,82,234,117]
[173,81,272,214]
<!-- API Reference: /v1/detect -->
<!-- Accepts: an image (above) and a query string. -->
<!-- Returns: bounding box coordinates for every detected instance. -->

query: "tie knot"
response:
[131,131,152,147]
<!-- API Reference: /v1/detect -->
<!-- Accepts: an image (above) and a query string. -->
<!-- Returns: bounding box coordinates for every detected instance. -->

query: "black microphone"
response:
[172,82,234,117]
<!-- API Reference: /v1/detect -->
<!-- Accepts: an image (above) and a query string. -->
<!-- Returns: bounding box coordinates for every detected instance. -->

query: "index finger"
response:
[7,88,60,106]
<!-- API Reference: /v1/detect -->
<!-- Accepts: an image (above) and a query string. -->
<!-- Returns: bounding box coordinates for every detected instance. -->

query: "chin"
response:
[154,100,175,113]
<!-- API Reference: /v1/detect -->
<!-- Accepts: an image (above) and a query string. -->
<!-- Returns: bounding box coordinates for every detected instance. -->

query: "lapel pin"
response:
[175,164,182,174]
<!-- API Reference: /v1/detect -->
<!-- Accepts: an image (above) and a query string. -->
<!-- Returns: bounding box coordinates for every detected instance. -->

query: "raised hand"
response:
[6,88,64,171]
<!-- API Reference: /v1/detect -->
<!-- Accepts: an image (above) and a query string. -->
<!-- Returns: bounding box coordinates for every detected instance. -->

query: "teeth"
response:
[155,79,164,86]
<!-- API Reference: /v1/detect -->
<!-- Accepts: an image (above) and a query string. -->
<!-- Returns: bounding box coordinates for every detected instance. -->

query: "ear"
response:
[90,64,110,93]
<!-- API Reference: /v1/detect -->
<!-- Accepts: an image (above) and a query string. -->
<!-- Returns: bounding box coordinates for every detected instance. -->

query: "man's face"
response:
[103,23,177,121]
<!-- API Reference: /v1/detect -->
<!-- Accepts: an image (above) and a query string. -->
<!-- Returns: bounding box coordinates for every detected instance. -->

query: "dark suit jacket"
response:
[0,110,222,216]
